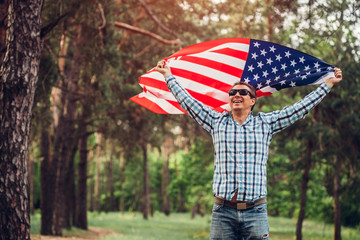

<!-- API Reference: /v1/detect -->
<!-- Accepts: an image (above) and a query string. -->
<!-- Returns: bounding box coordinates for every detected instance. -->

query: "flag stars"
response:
[260,49,267,56]
[314,62,320,68]
[304,65,310,71]
[294,69,300,74]
[266,79,272,85]
[285,51,291,58]
[251,52,258,60]
[257,61,264,68]
[253,74,260,81]
[281,63,287,71]
[244,77,250,84]
[284,72,290,77]
[266,58,273,65]
[269,46,276,53]
[275,76,281,81]
[299,56,305,64]
[280,80,286,85]
[257,83,263,89]
[262,70,269,77]
[272,66,278,74]
[253,42,260,48]
[248,65,255,72]
[290,81,296,87]
[301,75,307,80]
[275,54,282,61]
[290,60,296,67]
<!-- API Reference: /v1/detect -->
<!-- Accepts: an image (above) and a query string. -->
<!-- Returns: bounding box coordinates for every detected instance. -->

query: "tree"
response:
[0,0,43,239]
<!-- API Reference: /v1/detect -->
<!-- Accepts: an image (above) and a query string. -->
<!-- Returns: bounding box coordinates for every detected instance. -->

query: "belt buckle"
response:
[236,202,247,210]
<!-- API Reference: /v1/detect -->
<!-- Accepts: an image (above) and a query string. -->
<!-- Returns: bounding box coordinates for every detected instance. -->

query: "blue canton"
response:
[165,75,330,201]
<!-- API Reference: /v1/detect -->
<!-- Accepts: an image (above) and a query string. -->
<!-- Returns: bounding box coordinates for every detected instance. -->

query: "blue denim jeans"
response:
[210,202,269,240]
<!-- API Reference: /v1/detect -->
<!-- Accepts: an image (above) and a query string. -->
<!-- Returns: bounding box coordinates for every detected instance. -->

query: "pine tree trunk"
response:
[0,0,42,239]
[109,139,115,211]
[40,126,55,235]
[74,105,89,229]
[296,139,313,240]
[333,155,341,240]
[142,142,150,219]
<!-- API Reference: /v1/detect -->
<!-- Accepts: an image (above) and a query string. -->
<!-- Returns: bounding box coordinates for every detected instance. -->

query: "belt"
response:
[214,197,266,210]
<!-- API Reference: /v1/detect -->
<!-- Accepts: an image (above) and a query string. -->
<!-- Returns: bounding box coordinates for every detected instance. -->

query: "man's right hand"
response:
[156,60,172,78]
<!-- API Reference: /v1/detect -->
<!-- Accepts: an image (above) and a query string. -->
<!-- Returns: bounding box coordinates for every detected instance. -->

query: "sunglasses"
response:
[228,89,254,98]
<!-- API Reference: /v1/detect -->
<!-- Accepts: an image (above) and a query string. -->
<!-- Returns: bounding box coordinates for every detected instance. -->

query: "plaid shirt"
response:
[165,75,330,201]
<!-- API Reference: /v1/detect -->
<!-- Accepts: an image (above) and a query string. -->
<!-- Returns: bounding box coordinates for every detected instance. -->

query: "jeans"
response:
[210,202,269,240]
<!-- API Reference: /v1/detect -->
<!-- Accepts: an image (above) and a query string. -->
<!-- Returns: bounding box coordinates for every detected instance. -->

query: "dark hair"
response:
[231,82,257,99]
[231,82,257,111]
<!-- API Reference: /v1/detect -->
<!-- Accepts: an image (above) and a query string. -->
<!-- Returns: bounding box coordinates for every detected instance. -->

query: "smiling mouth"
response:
[233,100,243,104]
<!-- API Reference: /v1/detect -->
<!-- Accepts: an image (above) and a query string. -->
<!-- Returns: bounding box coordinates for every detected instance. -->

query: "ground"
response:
[31,227,120,240]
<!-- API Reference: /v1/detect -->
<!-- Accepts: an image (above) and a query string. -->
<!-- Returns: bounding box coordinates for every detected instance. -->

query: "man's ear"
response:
[251,98,256,107]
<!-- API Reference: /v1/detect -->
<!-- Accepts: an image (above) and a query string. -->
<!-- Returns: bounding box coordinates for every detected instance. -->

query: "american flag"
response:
[130,38,335,114]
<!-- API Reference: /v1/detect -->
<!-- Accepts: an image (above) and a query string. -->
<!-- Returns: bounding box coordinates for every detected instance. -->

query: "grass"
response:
[31,211,360,240]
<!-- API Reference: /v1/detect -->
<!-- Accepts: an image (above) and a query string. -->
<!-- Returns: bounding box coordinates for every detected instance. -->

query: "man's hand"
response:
[325,68,342,88]
[156,60,172,78]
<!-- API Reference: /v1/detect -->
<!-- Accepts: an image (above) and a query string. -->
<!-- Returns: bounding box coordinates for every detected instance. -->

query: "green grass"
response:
[31,212,360,240]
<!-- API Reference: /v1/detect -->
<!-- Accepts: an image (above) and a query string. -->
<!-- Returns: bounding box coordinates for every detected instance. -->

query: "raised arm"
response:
[156,60,220,133]
[263,68,343,135]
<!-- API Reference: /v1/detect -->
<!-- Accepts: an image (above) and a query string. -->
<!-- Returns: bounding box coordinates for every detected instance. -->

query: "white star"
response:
[266,79,272,85]
[327,66,333,70]
[299,56,305,63]
[257,83,263,89]
[266,58,273,65]
[257,61,264,68]
[260,49,267,56]
[244,77,250,84]
[301,75,307,80]
[248,65,254,72]
[254,42,260,48]
[290,81,296,87]
[316,68,321,72]
[304,65,310,71]
[294,69,300,74]
[275,54,282,61]
[251,52,258,60]
[281,63,287,71]
[253,74,259,81]
[285,51,291,58]
[280,80,286,85]
[272,67,278,74]
[306,71,311,75]
[275,76,281,81]
[262,70,269,77]
[284,72,290,77]
[314,62,320,68]
[290,60,296,67]
[269,46,276,53]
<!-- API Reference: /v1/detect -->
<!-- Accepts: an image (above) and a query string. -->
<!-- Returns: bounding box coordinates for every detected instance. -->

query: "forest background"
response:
[0,0,359,239]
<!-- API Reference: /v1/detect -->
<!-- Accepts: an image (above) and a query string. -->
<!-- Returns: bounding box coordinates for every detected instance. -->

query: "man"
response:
[156,60,342,240]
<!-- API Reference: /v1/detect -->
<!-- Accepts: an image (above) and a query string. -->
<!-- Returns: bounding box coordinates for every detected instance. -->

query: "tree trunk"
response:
[333,155,341,240]
[74,104,90,229]
[40,124,54,235]
[94,133,103,211]
[296,139,313,240]
[109,139,115,211]
[141,142,150,219]
[0,0,42,239]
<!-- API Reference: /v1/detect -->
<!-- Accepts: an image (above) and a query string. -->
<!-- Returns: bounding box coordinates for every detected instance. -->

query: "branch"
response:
[114,21,180,45]
[139,0,181,40]
[41,11,70,39]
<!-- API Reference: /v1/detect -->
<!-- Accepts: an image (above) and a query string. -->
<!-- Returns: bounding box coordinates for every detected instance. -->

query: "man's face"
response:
[229,85,256,112]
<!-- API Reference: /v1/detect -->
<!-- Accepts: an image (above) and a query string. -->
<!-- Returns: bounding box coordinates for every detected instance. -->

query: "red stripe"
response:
[130,95,169,114]
[139,77,170,92]
[168,38,250,58]
[187,89,227,108]
[178,56,244,78]
[171,68,232,93]
[256,90,274,97]
[210,48,248,61]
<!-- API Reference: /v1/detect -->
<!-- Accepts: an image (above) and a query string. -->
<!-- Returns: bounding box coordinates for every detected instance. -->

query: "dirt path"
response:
[32,227,121,240]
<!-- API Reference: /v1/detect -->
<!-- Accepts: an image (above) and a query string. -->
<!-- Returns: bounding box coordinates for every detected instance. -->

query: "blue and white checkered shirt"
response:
[165,75,330,201]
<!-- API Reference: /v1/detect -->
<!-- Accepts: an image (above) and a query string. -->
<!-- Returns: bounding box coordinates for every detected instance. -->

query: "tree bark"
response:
[0,1,42,239]
[333,155,341,240]
[141,141,150,219]
[296,139,313,240]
